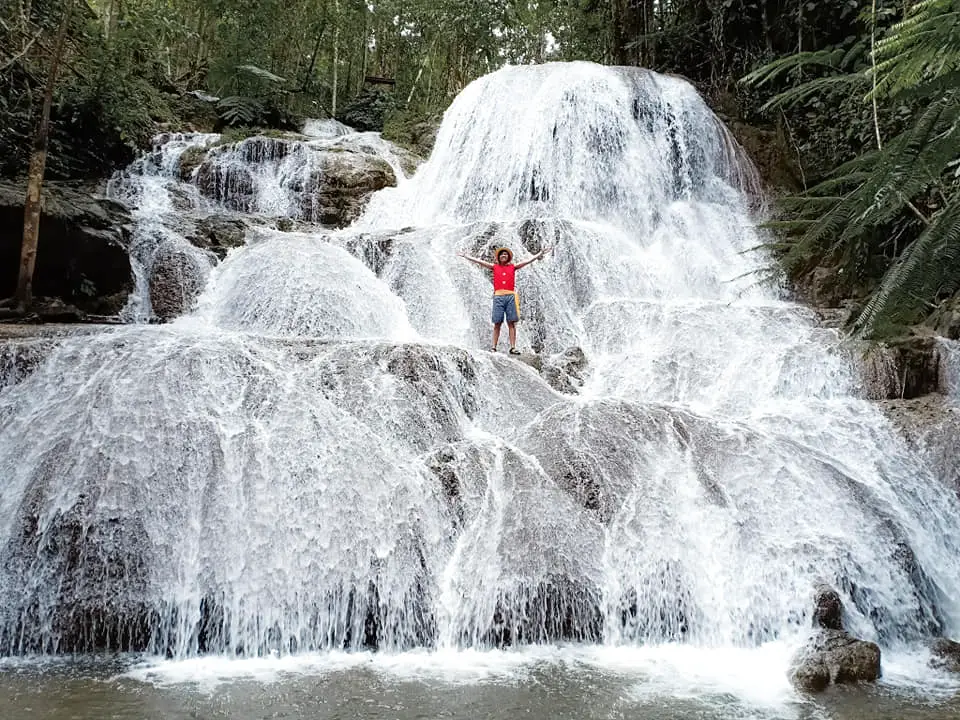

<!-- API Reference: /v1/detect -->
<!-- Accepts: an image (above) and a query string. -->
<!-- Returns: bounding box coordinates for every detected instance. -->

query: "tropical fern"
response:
[852,192,960,335]
[216,95,265,126]
[744,0,960,338]
[870,0,960,98]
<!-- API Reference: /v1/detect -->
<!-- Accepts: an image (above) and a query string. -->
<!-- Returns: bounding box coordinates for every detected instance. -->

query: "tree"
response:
[6,0,75,312]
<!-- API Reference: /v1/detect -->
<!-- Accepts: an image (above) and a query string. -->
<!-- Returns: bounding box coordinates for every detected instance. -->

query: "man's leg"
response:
[507,321,517,349]
[492,322,502,349]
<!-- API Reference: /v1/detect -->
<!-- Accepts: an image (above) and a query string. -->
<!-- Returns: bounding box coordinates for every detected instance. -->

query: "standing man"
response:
[457,246,552,354]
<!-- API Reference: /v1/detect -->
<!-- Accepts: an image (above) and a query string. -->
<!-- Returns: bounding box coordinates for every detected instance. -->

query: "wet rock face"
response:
[929,638,960,673]
[0,182,133,315]
[148,242,214,321]
[314,151,396,227]
[0,485,154,654]
[188,215,248,259]
[858,335,948,400]
[190,136,396,228]
[541,346,588,394]
[812,584,843,630]
[789,584,881,691]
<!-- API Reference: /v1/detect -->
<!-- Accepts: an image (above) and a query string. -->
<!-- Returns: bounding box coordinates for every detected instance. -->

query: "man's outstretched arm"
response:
[457,251,495,269]
[514,246,553,270]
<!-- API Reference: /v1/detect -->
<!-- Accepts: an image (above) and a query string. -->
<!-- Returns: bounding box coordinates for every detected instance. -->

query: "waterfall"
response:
[1,61,959,661]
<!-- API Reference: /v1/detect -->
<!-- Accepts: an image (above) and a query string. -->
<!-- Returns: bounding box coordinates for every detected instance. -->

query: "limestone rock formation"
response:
[188,215,248,259]
[929,637,960,673]
[788,584,881,691]
[0,181,133,315]
[314,151,396,227]
[857,333,949,399]
[541,346,588,394]
[190,136,396,227]
[148,242,214,321]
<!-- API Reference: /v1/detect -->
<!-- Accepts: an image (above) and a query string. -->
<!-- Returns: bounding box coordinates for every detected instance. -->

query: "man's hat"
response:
[495,247,513,263]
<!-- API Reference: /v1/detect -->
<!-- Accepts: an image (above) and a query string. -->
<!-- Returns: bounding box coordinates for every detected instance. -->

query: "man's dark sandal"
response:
[509,347,521,355]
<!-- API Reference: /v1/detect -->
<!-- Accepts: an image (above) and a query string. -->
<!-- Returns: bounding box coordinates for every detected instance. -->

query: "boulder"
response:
[929,637,960,673]
[189,215,248,259]
[789,629,882,691]
[788,584,881,691]
[313,151,396,227]
[148,242,214,321]
[0,181,133,315]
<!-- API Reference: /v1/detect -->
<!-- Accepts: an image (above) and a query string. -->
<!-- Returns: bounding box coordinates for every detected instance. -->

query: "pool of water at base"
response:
[2,647,959,720]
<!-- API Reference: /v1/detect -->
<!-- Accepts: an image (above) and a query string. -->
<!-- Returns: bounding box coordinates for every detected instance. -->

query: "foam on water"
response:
[2,62,960,707]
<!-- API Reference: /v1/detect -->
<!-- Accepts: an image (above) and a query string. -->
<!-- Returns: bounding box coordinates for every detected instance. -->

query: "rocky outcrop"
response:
[191,137,396,227]
[148,242,214,321]
[857,334,949,400]
[541,346,588,394]
[929,637,960,673]
[313,151,396,227]
[927,294,960,340]
[0,182,133,315]
[187,214,248,259]
[788,584,881,691]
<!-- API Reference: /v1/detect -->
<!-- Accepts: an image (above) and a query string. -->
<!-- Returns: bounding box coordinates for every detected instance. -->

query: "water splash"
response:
[1,62,959,668]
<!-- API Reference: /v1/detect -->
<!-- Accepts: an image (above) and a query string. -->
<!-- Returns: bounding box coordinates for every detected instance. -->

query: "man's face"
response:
[498,252,510,264]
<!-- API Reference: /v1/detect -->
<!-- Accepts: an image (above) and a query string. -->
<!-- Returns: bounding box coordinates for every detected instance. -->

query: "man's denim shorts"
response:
[492,294,518,323]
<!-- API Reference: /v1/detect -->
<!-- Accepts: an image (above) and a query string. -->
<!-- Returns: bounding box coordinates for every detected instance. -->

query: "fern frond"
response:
[740,49,849,88]
[852,193,960,336]
[235,64,287,85]
[216,95,265,126]
[760,75,867,112]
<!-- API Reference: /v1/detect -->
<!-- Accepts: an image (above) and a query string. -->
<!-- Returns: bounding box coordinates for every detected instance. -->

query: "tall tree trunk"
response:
[332,0,339,117]
[14,0,74,310]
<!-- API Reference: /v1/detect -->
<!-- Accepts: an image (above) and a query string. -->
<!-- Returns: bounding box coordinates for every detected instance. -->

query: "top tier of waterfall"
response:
[359,62,758,229]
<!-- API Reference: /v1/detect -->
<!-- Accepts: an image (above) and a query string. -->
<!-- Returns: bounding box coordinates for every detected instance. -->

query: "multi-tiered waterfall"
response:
[1,62,959,672]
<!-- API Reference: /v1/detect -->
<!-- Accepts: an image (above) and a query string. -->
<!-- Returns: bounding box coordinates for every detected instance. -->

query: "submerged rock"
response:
[789,585,881,691]
[0,182,133,315]
[929,637,960,673]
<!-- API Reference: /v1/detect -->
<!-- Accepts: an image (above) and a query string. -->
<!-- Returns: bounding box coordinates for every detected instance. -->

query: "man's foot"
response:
[509,347,521,355]
[491,347,497,352]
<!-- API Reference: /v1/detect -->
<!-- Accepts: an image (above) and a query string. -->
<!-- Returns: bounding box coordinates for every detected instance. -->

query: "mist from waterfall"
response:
[1,62,959,670]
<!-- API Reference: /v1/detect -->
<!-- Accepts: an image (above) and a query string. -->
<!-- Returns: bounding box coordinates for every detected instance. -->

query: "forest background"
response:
[1,0,958,336]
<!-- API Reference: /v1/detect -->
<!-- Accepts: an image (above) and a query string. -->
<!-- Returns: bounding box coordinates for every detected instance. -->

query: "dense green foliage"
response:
[2,0,958,334]
[744,0,960,337]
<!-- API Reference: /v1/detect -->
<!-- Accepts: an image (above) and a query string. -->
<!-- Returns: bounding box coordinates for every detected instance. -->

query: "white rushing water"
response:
[1,62,959,694]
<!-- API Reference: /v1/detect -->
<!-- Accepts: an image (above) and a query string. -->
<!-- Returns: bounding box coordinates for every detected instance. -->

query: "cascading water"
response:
[1,62,959,676]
